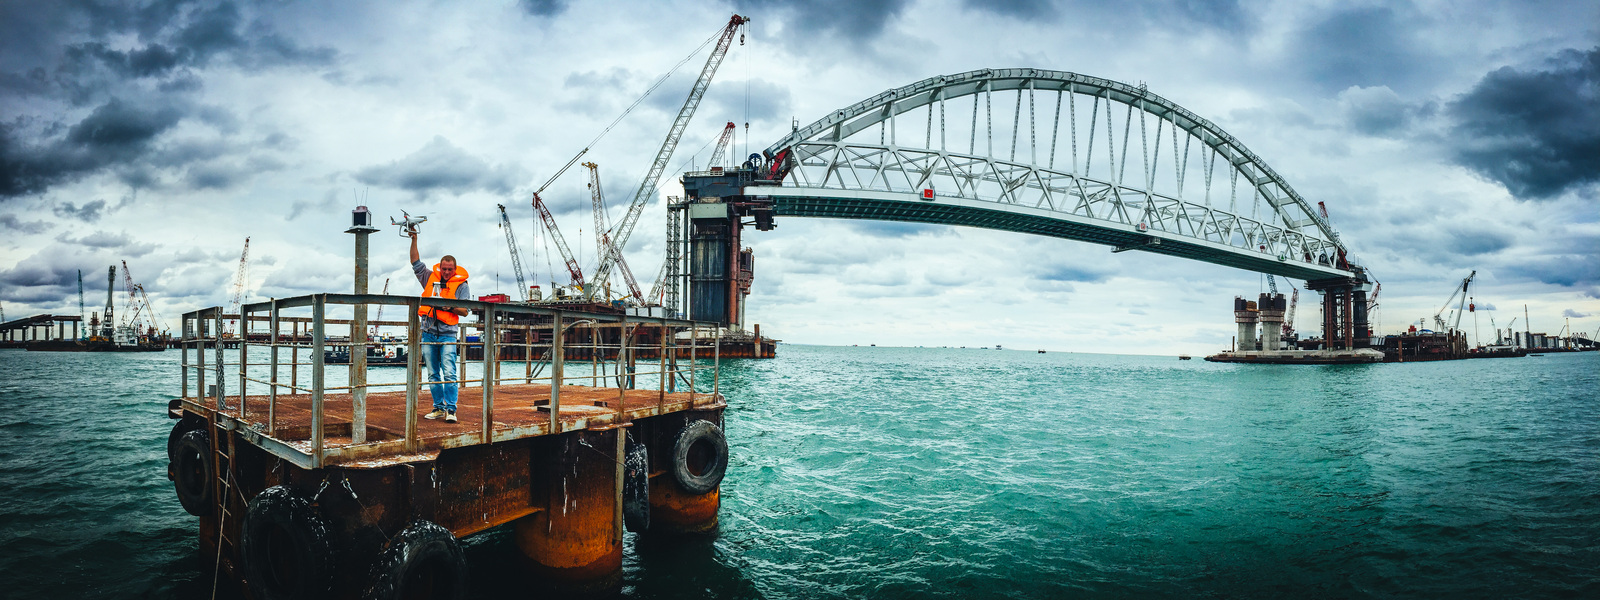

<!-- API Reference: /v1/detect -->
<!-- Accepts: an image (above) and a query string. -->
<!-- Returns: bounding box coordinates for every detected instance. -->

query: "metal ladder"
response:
[209,419,239,597]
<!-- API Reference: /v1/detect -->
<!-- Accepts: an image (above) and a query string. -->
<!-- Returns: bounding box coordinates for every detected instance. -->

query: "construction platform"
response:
[166,293,730,598]
[1204,349,1385,364]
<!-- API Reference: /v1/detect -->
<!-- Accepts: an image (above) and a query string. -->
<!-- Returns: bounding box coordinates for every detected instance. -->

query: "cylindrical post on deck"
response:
[514,427,624,591]
[349,210,375,444]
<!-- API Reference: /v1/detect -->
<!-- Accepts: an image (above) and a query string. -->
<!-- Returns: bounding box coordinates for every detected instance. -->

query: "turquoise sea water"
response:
[0,346,1596,598]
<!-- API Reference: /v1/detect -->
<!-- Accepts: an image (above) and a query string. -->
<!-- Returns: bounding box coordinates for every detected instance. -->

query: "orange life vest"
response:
[419,263,468,326]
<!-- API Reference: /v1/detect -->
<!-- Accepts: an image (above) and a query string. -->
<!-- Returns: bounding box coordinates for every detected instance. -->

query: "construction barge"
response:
[165,292,730,598]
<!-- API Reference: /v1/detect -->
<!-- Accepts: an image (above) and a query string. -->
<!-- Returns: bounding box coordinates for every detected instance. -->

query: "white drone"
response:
[391,210,427,237]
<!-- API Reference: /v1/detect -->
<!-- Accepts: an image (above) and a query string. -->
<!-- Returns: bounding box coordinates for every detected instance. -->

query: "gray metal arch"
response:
[762,68,1350,274]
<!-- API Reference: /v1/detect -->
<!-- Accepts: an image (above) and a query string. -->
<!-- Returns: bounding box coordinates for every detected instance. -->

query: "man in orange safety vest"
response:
[410,229,470,423]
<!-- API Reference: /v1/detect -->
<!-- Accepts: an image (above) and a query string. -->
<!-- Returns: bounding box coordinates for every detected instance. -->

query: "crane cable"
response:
[533,23,726,196]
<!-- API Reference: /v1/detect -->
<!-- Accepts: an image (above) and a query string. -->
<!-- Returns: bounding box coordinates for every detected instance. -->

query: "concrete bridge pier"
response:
[1259,293,1286,351]
[1234,298,1259,351]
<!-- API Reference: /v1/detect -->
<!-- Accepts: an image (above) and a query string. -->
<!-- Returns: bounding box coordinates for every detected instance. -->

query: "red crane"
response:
[532,192,585,291]
[708,122,736,170]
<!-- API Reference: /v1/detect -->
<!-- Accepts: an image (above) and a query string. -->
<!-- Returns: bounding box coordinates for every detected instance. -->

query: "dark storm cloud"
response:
[52,199,108,222]
[355,136,520,196]
[518,0,567,17]
[1446,47,1600,200]
[735,0,911,41]
[57,230,157,256]
[1292,6,1426,94]
[0,214,52,233]
[1566,309,1592,318]
[1,98,182,197]
[0,0,336,199]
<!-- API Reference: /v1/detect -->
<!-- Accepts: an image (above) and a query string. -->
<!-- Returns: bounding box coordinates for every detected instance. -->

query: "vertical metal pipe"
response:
[482,306,496,442]
[550,312,562,434]
[657,319,667,408]
[269,299,279,435]
[214,309,225,410]
[352,236,369,444]
[405,303,421,453]
[196,315,206,404]
[712,326,721,398]
[239,304,249,418]
[310,296,326,467]
[181,315,190,400]
[291,320,300,392]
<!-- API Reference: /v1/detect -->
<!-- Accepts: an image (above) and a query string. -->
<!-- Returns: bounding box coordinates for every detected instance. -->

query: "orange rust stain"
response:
[650,480,719,534]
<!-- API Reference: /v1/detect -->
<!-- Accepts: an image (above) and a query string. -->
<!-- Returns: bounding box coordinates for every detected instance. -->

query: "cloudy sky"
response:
[1,0,1596,354]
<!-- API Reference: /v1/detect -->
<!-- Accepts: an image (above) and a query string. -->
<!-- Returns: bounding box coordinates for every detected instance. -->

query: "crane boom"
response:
[497,204,532,301]
[121,261,137,329]
[1433,270,1475,332]
[708,122,736,169]
[532,192,585,289]
[227,237,250,335]
[1285,287,1298,338]
[585,162,645,302]
[372,278,390,338]
[590,14,747,297]
[77,270,84,335]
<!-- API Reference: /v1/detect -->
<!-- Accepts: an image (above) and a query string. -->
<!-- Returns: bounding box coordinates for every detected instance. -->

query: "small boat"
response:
[1037,349,1046,354]
[1178,355,1192,360]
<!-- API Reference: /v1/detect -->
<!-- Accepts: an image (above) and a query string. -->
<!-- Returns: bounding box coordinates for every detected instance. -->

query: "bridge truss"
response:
[758,68,1354,281]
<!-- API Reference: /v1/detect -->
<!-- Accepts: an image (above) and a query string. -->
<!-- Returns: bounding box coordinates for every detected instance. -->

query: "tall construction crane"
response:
[496,204,533,302]
[532,192,585,292]
[227,237,250,336]
[1285,286,1299,339]
[1432,270,1476,333]
[77,269,85,337]
[708,122,736,170]
[371,278,390,338]
[585,162,646,302]
[103,266,115,338]
[588,14,748,300]
[122,261,137,330]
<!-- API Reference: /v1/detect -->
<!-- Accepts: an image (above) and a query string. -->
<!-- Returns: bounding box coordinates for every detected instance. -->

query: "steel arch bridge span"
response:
[747,68,1356,281]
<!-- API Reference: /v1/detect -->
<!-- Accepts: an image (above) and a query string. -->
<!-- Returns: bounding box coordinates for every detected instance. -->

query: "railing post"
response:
[310,296,326,468]
[214,308,225,410]
[713,326,721,398]
[550,311,562,434]
[481,305,496,442]
[269,299,279,435]
[616,316,627,418]
[657,318,667,409]
[405,302,421,453]
[196,314,206,405]
[239,305,249,418]
[181,315,190,400]
[352,298,368,445]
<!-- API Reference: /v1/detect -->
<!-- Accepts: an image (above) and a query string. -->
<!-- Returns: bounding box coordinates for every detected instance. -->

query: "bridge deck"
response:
[765,188,1351,281]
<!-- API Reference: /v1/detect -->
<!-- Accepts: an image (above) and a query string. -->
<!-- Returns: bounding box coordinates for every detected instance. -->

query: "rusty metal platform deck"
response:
[180,384,719,468]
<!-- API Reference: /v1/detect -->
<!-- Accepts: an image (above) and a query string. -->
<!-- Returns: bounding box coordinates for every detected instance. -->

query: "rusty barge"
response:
[165,291,730,598]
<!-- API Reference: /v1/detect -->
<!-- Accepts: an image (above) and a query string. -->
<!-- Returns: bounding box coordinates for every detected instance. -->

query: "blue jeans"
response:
[421,331,458,413]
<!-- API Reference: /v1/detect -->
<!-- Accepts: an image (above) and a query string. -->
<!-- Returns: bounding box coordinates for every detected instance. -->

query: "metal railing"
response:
[179,293,722,469]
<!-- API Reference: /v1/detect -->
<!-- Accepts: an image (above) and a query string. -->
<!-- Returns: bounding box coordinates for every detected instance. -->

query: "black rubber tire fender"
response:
[167,416,203,463]
[364,520,468,600]
[671,420,728,495]
[171,429,213,517]
[623,432,650,532]
[240,486,335,600]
